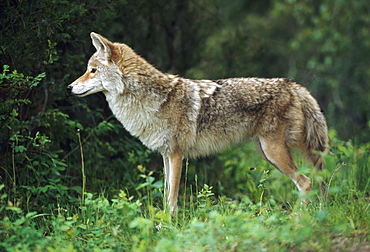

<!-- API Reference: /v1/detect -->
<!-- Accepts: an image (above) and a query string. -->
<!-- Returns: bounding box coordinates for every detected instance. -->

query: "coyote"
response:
[68,32,329,215]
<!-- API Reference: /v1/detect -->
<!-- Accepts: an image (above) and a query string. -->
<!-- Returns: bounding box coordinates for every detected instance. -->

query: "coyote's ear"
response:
[90,32,114,62]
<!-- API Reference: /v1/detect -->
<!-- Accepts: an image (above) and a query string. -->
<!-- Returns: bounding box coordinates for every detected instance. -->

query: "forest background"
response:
[0,0,369,251]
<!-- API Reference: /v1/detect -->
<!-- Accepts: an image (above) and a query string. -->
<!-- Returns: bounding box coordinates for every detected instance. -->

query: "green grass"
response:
[0,187,368,251]
[0,135,369,252]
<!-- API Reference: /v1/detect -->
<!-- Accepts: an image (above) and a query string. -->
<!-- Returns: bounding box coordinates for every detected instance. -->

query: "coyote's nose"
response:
[66,85,73,93]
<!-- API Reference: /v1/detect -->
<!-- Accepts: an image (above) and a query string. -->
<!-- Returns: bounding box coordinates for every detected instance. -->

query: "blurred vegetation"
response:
[0,0,369,221]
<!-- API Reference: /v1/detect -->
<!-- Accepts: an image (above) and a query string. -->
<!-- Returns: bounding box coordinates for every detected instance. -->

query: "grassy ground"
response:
[0,136,369,251]
[0,187,368,251]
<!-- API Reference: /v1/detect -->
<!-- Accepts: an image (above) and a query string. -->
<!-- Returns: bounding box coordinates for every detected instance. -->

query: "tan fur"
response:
[68,33,329,215]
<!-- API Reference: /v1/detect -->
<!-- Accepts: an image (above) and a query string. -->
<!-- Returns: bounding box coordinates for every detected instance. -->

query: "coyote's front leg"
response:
[162,146,183,216]
[163,156,170,209]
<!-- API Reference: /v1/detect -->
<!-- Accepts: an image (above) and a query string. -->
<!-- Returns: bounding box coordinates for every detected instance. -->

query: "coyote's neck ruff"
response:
[68,32,329,215]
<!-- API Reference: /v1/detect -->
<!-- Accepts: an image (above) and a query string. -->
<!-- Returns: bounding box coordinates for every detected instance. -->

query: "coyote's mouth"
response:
[75,89,92,97]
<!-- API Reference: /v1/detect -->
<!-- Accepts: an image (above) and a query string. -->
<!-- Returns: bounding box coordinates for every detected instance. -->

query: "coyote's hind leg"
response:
[254,135,312,194]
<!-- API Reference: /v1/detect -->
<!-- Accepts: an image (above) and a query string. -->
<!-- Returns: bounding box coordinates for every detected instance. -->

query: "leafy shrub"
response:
[0,65,79,213]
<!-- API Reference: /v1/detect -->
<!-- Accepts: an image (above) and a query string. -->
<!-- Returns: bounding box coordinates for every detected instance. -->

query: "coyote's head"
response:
[67,32,124,97]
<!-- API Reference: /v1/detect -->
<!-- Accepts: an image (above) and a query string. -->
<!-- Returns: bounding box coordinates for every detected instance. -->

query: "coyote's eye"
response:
[91,68,97,73]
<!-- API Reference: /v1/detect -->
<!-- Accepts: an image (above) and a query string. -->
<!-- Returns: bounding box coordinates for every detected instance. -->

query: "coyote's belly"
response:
[183,127,251,158]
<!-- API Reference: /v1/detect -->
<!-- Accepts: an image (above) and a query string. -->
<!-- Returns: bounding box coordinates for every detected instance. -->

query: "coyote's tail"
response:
[300,93,330,194]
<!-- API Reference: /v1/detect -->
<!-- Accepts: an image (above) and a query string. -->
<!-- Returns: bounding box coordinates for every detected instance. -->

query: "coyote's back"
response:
[68,33,329,214]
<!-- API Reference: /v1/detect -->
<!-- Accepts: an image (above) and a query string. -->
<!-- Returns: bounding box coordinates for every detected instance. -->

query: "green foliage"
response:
[278,0,370,141]
[325,130,370,193]
[0,65,76,212]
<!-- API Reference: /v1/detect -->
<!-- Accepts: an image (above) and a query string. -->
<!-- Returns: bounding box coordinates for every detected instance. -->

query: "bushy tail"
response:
[301,93,330,195]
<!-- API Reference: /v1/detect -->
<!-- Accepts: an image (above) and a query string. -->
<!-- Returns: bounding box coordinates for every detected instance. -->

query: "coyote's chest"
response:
[105,93,173,155]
